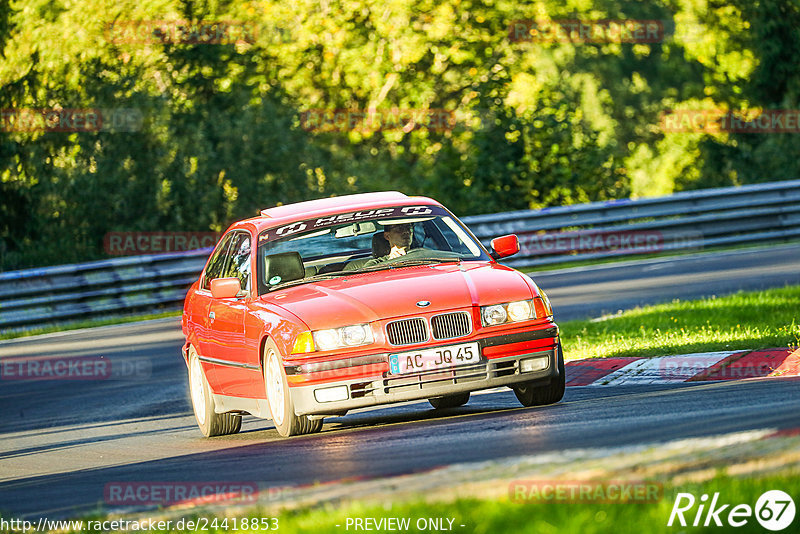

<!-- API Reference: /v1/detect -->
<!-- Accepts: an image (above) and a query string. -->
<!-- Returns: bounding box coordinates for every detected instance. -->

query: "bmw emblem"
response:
[416,300,431,308]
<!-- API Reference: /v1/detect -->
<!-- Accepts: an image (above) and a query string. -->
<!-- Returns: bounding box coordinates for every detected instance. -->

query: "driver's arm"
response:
[388,245,407,259]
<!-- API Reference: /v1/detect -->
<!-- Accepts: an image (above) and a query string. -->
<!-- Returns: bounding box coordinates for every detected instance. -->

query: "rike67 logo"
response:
[668,490,796,531]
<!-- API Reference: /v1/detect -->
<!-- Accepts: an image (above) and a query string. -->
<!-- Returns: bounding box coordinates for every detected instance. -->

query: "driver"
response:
[383,222,413,259]
[364,223,414,266]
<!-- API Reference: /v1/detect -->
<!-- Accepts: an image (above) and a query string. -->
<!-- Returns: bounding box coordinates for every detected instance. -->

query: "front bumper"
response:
[290,331,560,416]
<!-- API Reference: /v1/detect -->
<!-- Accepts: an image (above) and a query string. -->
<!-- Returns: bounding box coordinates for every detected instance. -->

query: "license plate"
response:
[389,342,480,375]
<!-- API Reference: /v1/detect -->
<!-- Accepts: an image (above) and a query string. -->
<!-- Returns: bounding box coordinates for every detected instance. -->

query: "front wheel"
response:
[513,343,566,407]
[264,340,322,437]
[188,346,242,437]
[429,392,470,409]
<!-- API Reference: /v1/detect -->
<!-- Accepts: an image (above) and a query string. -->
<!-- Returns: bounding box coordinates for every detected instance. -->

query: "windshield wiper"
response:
[389,257,459,267]
[353,257,460,273]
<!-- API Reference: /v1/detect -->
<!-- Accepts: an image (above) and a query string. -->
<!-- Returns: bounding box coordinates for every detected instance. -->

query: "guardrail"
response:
[0,250,210,333]
[2,179,799,332]
[464,179,800,269]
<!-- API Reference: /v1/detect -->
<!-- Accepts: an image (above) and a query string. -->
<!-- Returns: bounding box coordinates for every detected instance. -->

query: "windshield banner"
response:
[258,205,448,243]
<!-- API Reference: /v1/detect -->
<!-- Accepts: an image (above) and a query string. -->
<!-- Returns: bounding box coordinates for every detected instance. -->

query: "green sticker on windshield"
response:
[269,275,282,285]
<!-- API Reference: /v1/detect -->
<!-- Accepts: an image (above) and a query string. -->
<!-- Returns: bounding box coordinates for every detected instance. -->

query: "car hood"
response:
[259,262,537,330]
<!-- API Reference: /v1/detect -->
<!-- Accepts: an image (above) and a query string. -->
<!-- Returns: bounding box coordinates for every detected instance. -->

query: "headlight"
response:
[292,324,374,353]
[481,304,508,326]
[507,300,533,322]
[314,329,341,351]
[341,325,368,346]
[480,298,550,327]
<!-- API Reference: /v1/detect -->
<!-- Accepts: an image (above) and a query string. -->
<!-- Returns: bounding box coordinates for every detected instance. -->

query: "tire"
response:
[188,346,242,437]
[513,342,566,407]
[263,340,323,437]
[429,392,470,409]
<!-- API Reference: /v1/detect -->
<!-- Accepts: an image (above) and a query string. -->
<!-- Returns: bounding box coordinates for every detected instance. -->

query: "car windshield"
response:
[256,205,490,294]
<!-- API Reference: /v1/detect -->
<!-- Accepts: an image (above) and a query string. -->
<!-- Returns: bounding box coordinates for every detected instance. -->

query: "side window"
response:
[202,233,235,290]
[221,233,252,294]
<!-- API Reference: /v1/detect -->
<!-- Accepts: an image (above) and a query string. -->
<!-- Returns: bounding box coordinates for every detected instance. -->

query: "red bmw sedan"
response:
[182,192,563,437]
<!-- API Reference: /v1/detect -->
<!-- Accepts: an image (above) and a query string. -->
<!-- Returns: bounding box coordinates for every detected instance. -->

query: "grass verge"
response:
[560,285,800,360]
[257,473,798,534]
[16,470,797,533]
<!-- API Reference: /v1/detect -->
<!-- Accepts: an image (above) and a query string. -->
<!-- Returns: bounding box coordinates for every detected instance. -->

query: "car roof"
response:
[259,191,410,218]
[227,191,444,234]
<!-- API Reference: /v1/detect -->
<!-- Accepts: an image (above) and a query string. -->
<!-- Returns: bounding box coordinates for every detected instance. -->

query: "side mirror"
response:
[210,277,242,299]
[490,234,520,259]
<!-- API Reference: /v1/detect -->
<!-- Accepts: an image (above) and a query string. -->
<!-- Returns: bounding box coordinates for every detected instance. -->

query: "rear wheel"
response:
[188,347,242,437]
[264,340,322,437]
[513,343,566,407]
[428,392,470,409]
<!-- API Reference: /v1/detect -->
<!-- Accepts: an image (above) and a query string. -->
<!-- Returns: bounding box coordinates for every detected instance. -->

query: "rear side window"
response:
[202,233,235,290]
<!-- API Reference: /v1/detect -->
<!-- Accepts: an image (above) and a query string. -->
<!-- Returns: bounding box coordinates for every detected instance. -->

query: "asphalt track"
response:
[1,243,799,519]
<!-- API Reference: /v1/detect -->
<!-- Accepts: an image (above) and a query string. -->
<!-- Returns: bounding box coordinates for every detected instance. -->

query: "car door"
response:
[190,232,236,390]
[205,231,260,396]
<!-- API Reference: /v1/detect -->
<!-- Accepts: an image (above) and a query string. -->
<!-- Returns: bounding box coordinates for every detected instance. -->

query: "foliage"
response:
[1,0,799,269]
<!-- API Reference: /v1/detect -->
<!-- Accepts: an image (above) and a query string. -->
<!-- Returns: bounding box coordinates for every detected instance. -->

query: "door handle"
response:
[209,311,215,323]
